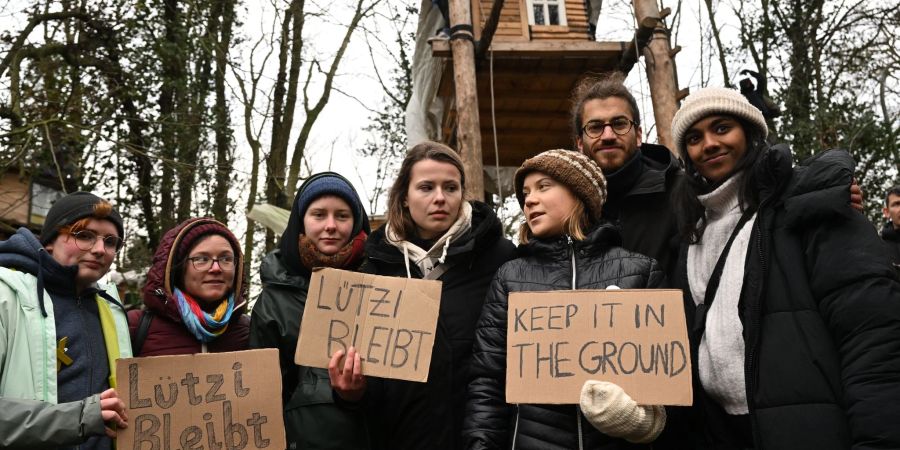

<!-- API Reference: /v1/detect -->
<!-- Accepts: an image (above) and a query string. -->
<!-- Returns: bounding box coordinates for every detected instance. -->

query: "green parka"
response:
[0,267,132,449]
[249,250,370,450]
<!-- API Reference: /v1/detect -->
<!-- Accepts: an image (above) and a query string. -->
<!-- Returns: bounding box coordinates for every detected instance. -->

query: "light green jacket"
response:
[0,267,132,449]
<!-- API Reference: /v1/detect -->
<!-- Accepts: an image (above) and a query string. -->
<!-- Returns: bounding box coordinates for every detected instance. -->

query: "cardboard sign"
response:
[116,349,286,450]
[506,289,692,405]
[295,267,442,382]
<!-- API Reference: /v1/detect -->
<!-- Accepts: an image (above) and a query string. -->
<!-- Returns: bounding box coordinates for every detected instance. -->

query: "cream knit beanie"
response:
[514,149,607,223]
[671,87,768,153]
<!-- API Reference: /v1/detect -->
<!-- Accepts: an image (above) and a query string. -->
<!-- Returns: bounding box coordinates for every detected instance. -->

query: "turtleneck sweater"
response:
[687,174,757,415]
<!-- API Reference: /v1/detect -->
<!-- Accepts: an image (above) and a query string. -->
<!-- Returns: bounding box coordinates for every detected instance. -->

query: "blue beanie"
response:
[295,173,369,237]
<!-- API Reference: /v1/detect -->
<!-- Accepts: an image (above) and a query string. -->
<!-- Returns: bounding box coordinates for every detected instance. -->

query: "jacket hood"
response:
[259,249,309,288]
[142,218,248,322]
[0,228,80,317]
[605,143,679,200]
[777,148,855,228]
[519,222,623,261]
[366,201,504,266]
[641,143,680,173]
[279,172,371,277]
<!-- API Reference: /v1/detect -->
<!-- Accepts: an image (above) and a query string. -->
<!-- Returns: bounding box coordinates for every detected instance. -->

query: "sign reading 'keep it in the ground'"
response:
[506,289,692,406]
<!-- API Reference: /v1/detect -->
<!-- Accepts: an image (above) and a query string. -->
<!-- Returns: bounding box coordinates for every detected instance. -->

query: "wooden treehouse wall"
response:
[471,0,591,42]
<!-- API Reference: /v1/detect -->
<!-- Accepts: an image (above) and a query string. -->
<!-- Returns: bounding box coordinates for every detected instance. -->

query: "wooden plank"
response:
[471,0,483,41]
[519,0,530,40]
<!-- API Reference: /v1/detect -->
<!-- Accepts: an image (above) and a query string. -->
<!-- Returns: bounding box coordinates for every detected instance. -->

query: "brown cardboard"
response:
[115,349,286,450]
[506,289,692,405]
[295,267,442,382]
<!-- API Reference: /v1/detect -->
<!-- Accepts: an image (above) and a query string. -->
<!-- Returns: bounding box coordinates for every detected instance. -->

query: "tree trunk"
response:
[212,0,236,220]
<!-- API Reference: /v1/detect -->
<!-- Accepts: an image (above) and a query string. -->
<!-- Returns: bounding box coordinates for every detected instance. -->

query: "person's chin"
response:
[197,289,227,303]
[596,152,626,172]
[77,267,105,285]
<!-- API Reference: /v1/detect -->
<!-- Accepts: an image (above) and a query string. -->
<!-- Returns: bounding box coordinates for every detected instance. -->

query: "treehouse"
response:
[407,0,683,199]
[0,169,64,239]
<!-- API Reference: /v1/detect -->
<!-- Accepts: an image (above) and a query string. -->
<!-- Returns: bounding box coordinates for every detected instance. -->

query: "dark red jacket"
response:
[128,218,249,356]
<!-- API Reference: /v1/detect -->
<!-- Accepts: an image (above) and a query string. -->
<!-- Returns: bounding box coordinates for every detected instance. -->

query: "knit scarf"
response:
[298,230,367,270]
[173,288,235,343]
[385,201,473,278]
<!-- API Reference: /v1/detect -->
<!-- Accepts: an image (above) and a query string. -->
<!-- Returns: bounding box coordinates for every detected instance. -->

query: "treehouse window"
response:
[527,0,566,26]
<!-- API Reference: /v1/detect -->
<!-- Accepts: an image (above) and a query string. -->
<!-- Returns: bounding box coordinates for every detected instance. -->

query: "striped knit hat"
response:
[515,149,608,223]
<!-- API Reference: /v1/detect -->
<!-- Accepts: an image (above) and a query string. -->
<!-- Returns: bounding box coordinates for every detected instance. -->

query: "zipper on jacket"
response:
[575,405,584,450]
[745,217,764,450]
[567,238,583,450]
[567,235,576,289]
[746,196,773,450]
[511,404,521,449]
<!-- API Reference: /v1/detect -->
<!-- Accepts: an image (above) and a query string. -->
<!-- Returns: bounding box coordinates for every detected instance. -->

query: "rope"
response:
[489,46,503,220]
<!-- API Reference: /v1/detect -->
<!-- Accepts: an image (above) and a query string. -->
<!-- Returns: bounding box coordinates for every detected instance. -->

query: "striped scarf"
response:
[173,288,235,343]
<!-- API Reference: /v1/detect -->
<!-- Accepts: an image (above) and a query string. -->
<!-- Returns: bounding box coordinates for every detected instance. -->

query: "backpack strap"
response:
[133,309,154,356]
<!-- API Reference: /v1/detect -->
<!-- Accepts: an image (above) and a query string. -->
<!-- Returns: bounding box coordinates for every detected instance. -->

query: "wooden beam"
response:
[617,16,655,73]
[449,0,485,200]
[476,0,505,59]
[433,39,626,59]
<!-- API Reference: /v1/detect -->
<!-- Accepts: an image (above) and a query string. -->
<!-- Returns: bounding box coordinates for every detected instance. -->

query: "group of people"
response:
[1,75,899,450]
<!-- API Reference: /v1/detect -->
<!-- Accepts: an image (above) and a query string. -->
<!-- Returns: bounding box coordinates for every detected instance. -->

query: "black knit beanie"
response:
[40,191,124,245]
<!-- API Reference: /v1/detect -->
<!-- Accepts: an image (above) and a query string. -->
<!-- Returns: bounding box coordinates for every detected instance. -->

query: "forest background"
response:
[0,0,897,299]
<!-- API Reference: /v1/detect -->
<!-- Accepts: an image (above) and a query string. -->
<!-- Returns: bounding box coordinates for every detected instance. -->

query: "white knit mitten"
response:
[579,380,667,444]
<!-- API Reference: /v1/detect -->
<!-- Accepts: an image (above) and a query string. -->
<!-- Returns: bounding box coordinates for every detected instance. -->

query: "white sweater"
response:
[687,175,757,415]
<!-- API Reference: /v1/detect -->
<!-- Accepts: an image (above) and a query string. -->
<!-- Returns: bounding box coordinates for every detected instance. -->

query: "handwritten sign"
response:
[295,268,442,382]
[506,289,691,405]
[116,349,286,450]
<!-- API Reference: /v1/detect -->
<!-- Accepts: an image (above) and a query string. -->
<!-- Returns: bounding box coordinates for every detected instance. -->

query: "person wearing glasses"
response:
[127,218,249,357]
[570,74,683,282]
[0,191,132,450]
[570,74,863,283]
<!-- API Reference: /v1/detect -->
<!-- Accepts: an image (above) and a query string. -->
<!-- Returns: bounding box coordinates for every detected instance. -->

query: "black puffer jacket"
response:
[354,201,516,450]
[678,148,900,449]
[603,144,682,282]
[463,224,665,450]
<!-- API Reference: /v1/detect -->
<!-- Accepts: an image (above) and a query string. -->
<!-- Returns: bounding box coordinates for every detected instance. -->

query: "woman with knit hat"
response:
[128,217,249,356]
[328,141,517,450]
[0,191,131,450]
[463,149,667,450]
[670,87,900,449]
[250,172,371,450]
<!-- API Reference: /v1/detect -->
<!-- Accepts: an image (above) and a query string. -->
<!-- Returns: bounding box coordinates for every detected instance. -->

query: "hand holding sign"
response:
[99,388,128,438]
[329,347,367,402]
[579,380,666,443]
[296,268,442,382]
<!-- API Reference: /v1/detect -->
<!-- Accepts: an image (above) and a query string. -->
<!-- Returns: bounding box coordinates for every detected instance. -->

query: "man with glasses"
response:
[571,74,682,278]
[0,191,131,450]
